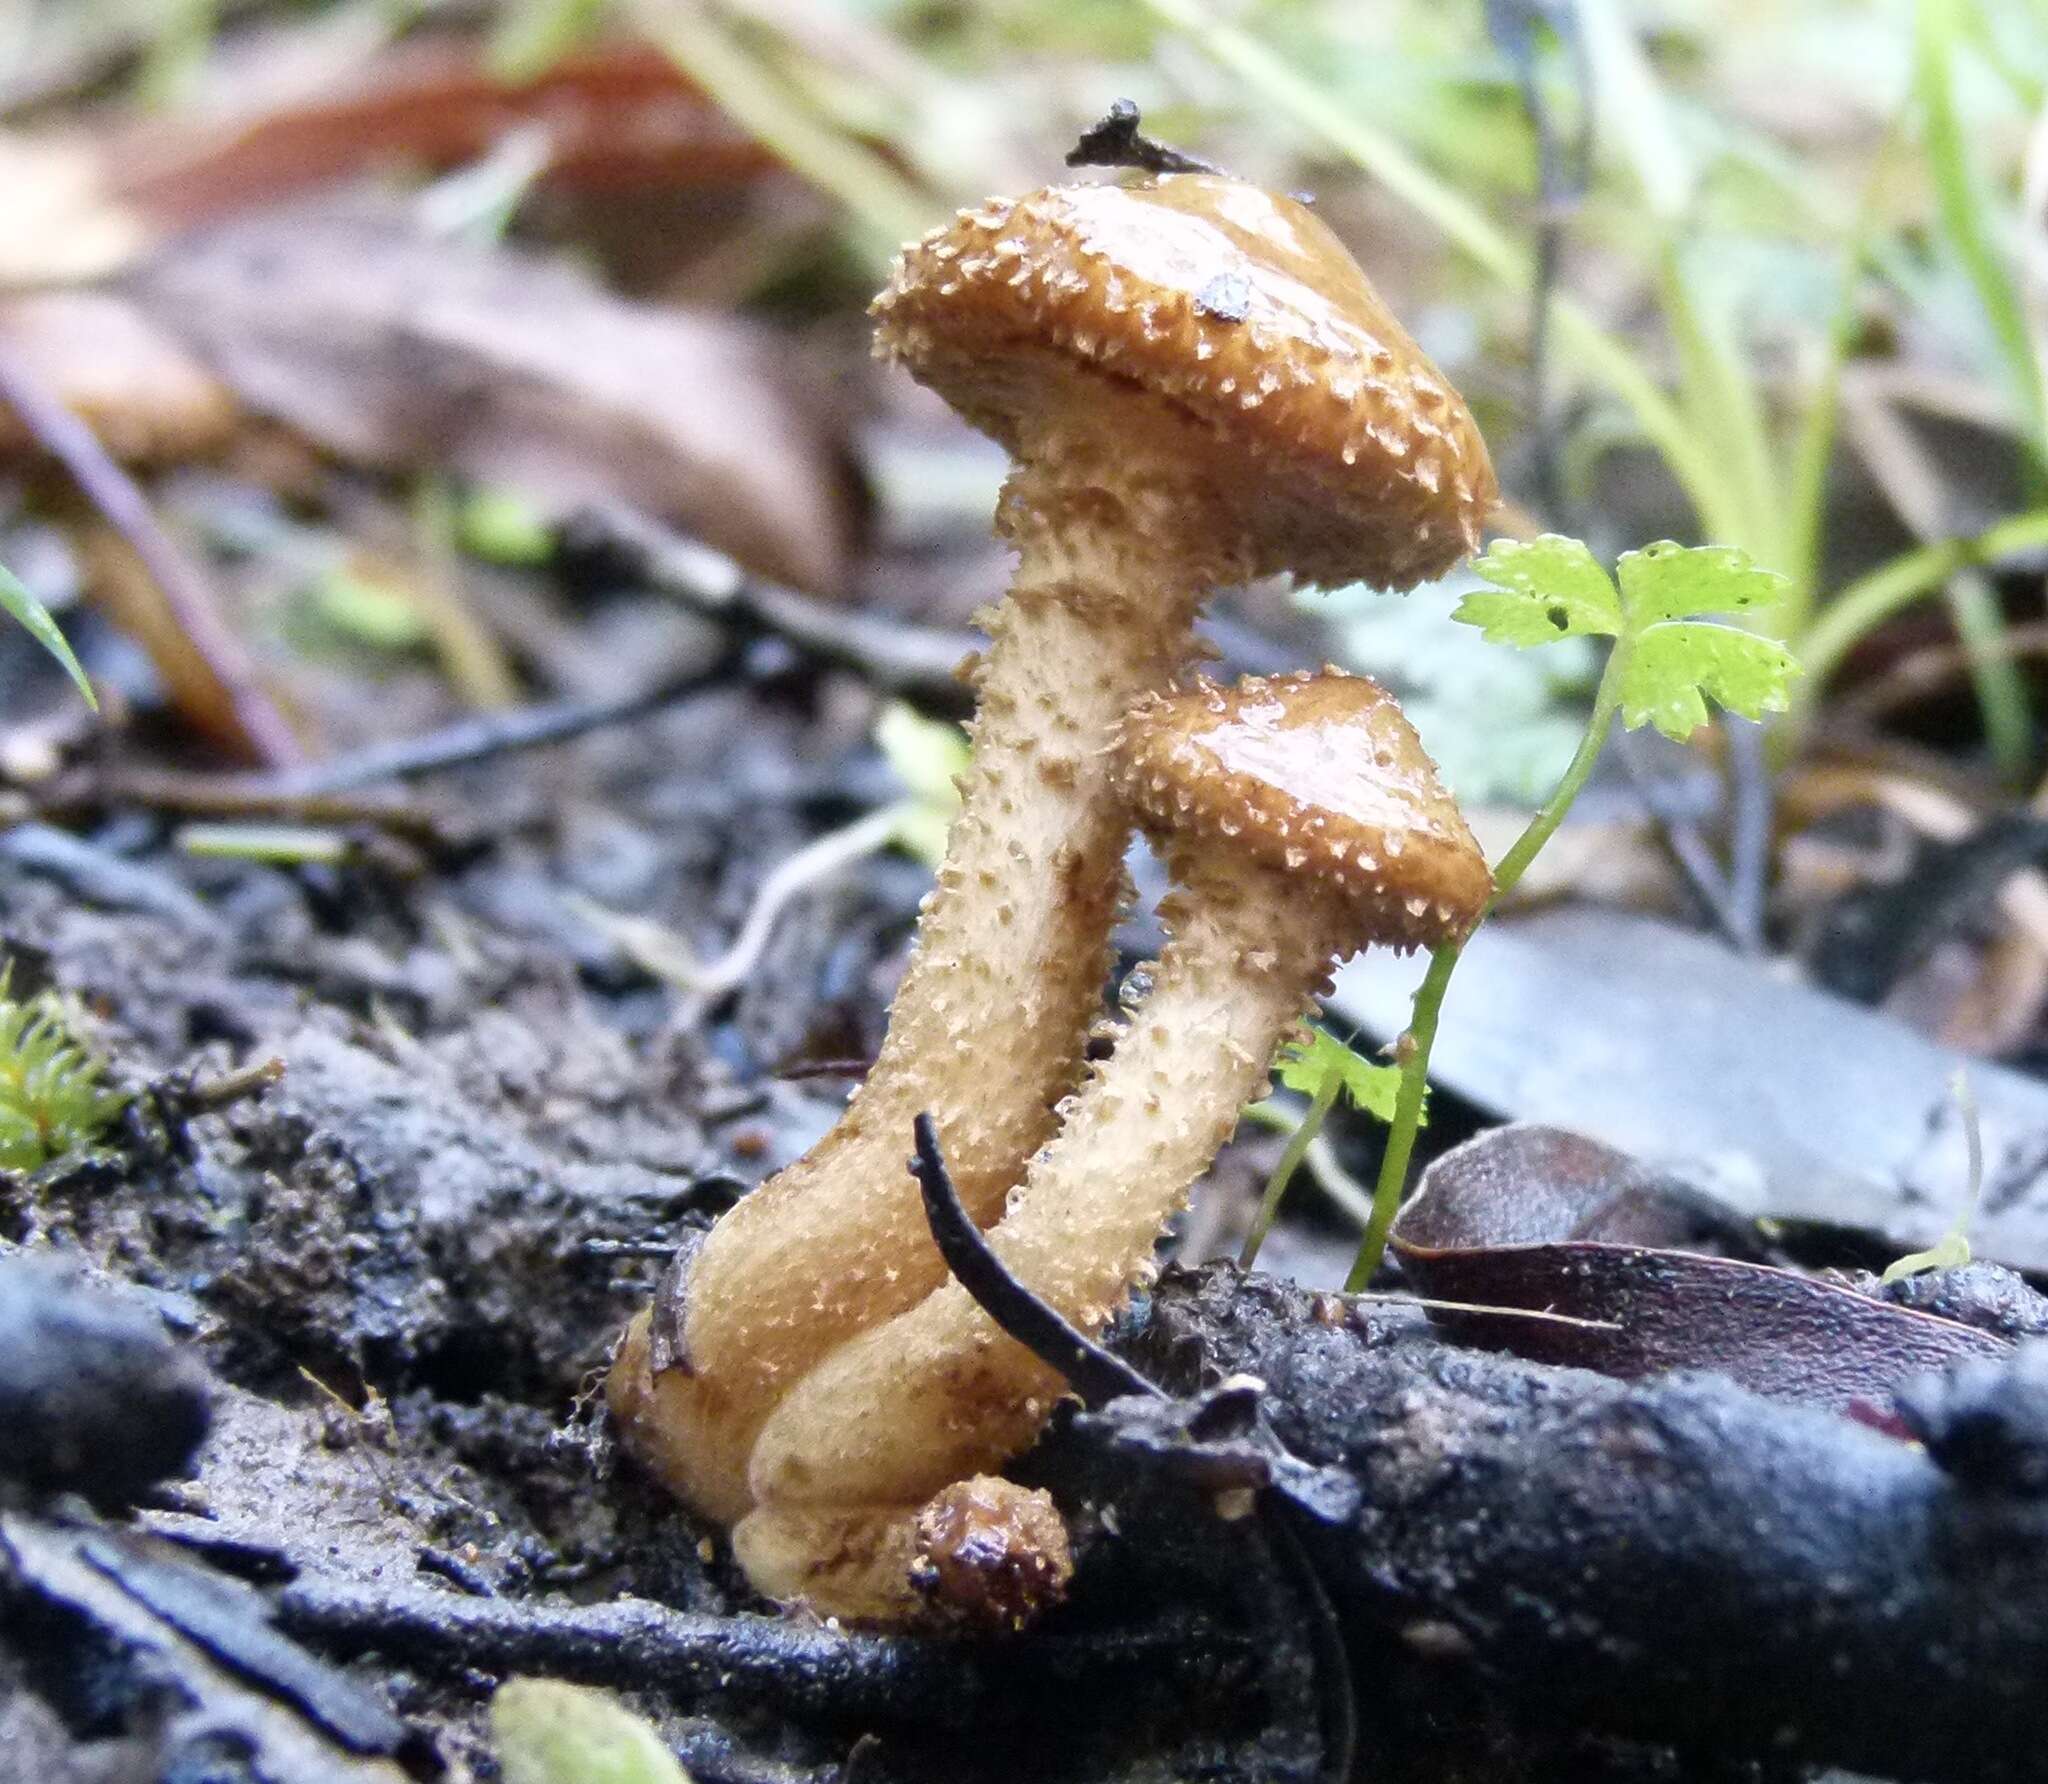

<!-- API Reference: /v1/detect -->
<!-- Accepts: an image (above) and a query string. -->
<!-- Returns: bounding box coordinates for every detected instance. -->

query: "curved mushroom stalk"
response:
[611,441,1225,1520]
[611,170,1493,1529]
[741,671,1492,1621]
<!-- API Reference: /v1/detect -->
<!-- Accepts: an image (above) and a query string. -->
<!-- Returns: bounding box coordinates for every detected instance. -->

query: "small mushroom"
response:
[610,173,1494,1526]
[740,668,1492,1619]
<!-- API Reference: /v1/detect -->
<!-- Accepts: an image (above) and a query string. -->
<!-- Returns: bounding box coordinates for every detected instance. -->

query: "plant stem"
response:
[1238,1070,1340,1269]
[1344,654,1628,1292]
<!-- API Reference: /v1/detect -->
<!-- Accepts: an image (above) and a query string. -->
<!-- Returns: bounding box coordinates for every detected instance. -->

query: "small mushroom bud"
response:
[611,172,1494,1526]
[740,669,1491,1619]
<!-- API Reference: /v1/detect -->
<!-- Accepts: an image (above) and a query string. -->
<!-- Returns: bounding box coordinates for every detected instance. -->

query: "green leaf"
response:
[1617,541,1790,624]
[874,701,966,867]
[1274,1029,1410,1125]
[1620,622,1800,741]
[1454,536,1623,646]
[458,487,556,566]
[488,0,613,84]
[0,562,95,711]
[492,1679,691,1784]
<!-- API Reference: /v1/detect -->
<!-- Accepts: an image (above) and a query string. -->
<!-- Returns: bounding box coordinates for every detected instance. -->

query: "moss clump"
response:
[0,969,127,1172]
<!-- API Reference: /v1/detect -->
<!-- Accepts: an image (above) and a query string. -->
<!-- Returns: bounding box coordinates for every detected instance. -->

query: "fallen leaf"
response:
[113,35,777,227]
[0,132,150,286]
[1391,1123,2010,1413]
[0,291,239,465]
[124,203,859,593]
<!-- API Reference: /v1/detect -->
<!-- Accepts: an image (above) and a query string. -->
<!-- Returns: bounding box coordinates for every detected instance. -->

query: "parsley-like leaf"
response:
[1274,1028,1411,1124]
[1454,535,1623,645]
[1621,622,1799,741]
[1617,540,1789,623]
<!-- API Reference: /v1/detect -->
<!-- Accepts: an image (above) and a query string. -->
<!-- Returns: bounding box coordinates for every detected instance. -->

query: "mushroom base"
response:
[738,861,1347,1619]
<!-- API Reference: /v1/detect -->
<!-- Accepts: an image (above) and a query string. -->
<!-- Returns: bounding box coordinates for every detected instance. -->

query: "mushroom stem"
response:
[736,669,1491,1620]
[736,858,1341,1601]
[608,436,1234,1522]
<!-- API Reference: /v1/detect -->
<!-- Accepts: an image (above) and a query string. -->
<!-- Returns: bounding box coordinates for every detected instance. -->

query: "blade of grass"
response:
[629,0,934,266]
[1796,506,2048,698]
[1918,0,2048,484]
[1656,241,1780,560]
[0,561,95,709]
[1138,0,1742,542]
[1918,0,2044,773]
[1577,0,1781,562]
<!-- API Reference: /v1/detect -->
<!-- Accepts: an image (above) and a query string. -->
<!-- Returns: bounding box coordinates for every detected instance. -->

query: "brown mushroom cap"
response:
[872,174,1495,590]
[1120,669,1492,950]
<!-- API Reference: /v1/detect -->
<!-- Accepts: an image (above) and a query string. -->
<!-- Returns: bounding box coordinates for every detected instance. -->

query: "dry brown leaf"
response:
[125,204,859,594]
[112,35,777,226]
[0,292,239,465]
[0,133,151,287]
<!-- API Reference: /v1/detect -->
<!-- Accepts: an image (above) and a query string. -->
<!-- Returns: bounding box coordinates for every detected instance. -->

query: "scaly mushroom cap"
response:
[872,174,1495,590]
[1120,669,1492,950]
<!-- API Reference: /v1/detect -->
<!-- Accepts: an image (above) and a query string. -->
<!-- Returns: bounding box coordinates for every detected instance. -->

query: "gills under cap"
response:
[873,174,1496,591]
[1119,670,1493,951]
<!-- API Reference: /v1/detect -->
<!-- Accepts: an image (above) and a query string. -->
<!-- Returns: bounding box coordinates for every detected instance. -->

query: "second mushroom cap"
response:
[1120,669,1493,951]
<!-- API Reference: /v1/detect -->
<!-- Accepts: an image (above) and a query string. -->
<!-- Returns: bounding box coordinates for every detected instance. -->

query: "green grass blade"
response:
[1137,0,1739,538]
[1656,242,1781,563]
[1917,0,2048,481]
[0,562,95,710]
[1796,506,2048,696]
[630,0,934,267]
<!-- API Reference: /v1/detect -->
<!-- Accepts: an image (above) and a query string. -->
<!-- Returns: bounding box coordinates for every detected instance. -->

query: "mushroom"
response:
[609,172,1495,1526]
[740,668,1492,1620]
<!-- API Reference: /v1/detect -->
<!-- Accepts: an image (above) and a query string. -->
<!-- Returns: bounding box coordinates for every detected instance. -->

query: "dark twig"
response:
[275,1573,1247,1726]
[910,1111,1157,1409]
[1488,0,1594,527]
[1615,729,1749,948]
[37,766,452,850]
[1722,716,1773,952]
[0,338,302,769]
[559,506,975,712]
[1065,99,1222,176]
[264,645,753,797]
[911,1115,1357,1784]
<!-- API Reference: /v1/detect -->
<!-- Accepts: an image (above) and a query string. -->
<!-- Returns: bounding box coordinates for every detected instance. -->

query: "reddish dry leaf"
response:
[1391,1124,2009,1415]
[125,203,859,594]
[111,36,778,228]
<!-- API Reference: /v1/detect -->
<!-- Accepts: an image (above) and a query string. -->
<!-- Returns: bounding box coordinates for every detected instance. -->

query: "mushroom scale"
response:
[611,174,1494,1530]
[740,670,1490,1621]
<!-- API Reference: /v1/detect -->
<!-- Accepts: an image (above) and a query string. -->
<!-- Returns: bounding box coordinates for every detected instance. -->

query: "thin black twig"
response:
[559,505,975,712]
[1722,716,1773,953]
[1615,729,1749,948]
[1489,0,1594,528]
[910,1115,1357,1784]
[1065,100,1222,176]
[910,1112,1157,1408]
[263,645,753,796]
[0,338,302,769]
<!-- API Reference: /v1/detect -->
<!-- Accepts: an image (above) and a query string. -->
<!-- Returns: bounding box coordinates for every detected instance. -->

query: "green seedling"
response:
[1344,536,1798,1290]
[0,968,128,1174]
[1239,1027,1409,1269]
[1882,1069,1982,1285]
